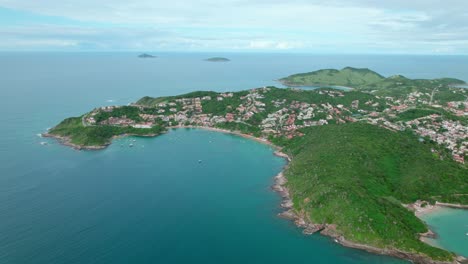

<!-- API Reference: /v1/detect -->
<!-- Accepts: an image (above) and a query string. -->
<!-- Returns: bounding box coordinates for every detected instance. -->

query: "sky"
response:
[0,0,467,54]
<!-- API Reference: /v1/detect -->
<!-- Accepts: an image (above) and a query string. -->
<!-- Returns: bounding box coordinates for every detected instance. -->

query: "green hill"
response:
[280,67,466,94]
[280,123,468,261]
[47,115,165,147]
[279,67,385,87]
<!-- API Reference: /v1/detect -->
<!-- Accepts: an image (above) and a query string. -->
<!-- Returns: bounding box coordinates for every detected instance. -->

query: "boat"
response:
[129,143,134,147]
[198,160,202,163]
[40,142,48,145]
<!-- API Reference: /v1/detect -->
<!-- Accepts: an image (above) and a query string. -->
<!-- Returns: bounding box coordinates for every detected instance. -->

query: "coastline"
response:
[408,200,468,219]
[41,132,162,150]
[167,125,289,154]
[409,201,445,218]
[408,201,468,261]
[414,202,468,259]
[43,125,467,264]
[42,133,109,150]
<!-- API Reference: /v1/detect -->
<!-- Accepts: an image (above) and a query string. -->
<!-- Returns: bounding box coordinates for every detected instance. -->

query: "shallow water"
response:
[420,207,468,257]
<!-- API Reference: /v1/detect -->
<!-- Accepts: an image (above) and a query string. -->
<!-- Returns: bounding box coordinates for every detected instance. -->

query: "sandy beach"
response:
[167,125,285,151]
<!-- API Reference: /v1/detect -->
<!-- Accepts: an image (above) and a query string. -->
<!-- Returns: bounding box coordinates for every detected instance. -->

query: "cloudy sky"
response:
[0,0,467,54]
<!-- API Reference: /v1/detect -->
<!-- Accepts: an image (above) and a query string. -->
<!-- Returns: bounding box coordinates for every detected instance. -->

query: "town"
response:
[82,85,468,164]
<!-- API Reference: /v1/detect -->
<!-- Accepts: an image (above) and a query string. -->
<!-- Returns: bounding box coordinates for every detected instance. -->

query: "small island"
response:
[138,53,157,58]
[204,57,230,62]
[44,67,468,264]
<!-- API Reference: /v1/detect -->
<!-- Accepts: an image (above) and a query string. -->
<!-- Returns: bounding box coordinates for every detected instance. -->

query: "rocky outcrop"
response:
[274,151,291,162]
[420,230,437,239]
[42,133,108,150]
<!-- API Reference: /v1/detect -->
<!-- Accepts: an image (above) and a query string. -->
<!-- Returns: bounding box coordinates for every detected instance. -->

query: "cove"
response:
[420,207,468,257]
[0,128,406,264]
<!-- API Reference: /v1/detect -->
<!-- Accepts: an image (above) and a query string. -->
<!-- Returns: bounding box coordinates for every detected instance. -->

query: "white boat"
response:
[40,142,48,146]
[129,143,134,147]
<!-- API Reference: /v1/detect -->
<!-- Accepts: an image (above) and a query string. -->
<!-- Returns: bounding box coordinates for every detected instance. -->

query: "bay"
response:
[2,52,468,263]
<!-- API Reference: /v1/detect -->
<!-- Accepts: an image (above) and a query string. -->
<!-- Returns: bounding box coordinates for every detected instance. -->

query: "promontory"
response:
[44,67,468,264]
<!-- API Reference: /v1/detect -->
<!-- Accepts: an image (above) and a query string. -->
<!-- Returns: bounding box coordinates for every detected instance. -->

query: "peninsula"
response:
[44,67,468,263]
[204,57,230,62]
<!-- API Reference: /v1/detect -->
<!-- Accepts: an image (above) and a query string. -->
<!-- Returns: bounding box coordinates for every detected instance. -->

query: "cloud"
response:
[248,41,304,50]
[0,0,467,53]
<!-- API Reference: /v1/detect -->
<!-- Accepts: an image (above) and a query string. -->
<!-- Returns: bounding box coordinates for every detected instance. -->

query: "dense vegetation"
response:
[49,116,165,146]
[280,67,385,87]
[280,67,467,104]
[94,106,143,123]
[278,123,467,260]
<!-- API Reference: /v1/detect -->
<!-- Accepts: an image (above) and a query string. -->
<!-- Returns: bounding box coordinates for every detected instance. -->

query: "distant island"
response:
[138,53,157,58]
[44,67,468,264]
[204,57,230,62]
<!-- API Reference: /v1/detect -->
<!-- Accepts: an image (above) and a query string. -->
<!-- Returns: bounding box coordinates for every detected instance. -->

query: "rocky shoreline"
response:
[42,132,161,150]
[43,126,466,264]
[42,133,109,150]
[272,163,467,264]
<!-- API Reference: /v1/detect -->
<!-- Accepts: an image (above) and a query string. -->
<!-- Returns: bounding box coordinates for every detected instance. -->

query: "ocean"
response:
[1,52,467,263]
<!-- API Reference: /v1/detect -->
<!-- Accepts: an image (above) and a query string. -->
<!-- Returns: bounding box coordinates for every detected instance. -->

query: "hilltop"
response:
[44,68,468,263]
[279,67,386,87]
[280,67,466,99]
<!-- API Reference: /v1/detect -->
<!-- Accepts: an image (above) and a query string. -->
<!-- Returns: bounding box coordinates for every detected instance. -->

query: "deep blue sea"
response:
[1,52,468,264]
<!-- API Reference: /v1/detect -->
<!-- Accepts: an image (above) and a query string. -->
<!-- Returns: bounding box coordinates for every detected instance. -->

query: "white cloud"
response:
[248,40,303,50]
[0,0,467,53]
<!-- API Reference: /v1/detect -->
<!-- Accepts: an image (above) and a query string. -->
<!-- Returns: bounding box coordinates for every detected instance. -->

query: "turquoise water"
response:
[421,208,468,257]
[2,52,468,263]
[0,128,406,264]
